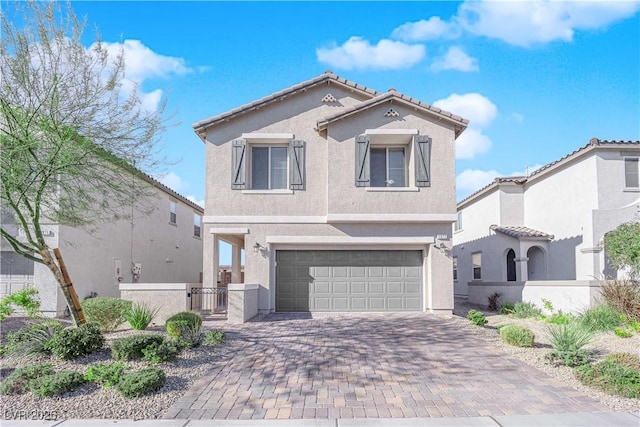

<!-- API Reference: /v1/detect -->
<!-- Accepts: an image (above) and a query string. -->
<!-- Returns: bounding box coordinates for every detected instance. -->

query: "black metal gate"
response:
[190,287,228,314]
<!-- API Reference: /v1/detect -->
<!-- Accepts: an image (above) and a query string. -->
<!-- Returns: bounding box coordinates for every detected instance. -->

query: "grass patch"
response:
[575,353,640,399]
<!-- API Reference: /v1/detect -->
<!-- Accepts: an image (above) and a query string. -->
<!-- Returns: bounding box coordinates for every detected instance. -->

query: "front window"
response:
[370,147,406,187]
[625,158,639,188]
[251,146,287,190]
[472,252,482,280]
[169,201,177,224]
[455,212,462,231]
[193,214,201,238]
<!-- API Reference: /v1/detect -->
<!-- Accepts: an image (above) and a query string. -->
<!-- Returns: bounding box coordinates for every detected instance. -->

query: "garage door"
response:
[276,250,423,312]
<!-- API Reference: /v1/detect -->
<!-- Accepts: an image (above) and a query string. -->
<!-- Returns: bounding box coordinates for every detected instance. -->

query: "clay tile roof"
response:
[490,225,554,240]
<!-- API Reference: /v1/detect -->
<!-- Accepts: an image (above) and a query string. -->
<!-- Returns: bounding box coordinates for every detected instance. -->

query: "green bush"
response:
[579,303,623,332]
[175,324,204,349]
[203,329,225,346]
[614,328,632,338]
[545,321,594,367]
[499,303,515,315]
[3,320,62,362]
[0,363,55,395]
[544,312,575,325]
[110,334,164,361]
[607,352,640,370]
[467,309,488,326]
[575,353,640,399]
[81,297,132,332]
[141,340,180,364]
[500,324,535,347]
[46,323,105,360]
[28,371,85,397]
[0,288,41,320]
[84,362,128,388]
[165,311,202,338]
[512,302,542,318]
[125,302,159,330]
[115,367,165,398]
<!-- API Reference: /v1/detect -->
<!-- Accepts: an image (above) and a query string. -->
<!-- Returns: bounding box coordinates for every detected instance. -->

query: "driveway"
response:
[164,313,606,420]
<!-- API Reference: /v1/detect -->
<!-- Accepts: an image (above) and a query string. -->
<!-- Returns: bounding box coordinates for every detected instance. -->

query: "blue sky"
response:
[64,0,640,208]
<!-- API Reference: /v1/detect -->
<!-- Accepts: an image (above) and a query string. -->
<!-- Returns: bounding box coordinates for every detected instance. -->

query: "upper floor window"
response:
[193,214,202,238]
[355,132,431,188]
[169,201,177,224]
[453,257,458,281]
[455,212,462,231]
[251,146,288,190]
[231,137,305,191]
[625,157,639,188]
[472,252,482,280]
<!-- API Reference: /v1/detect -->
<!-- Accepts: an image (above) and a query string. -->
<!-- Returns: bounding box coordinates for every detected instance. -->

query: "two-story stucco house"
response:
[194,72,468,318]
[452,138,640,313]
[1,175,204,317]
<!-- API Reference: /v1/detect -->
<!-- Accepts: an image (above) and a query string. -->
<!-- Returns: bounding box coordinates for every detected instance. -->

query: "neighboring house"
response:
[193,71,468,316]
[453,138,640,312]
[0,175,204,317]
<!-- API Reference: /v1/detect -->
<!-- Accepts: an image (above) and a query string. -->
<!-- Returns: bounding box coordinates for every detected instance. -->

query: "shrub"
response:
[110,334,164,361]
[165,311,202,338]
[125,302,159,330]
[141,340,180,363]
[84,362,128,388]
[579,303,623,332]
[467,309,488,326]
[545,312,574,325]
[3,320,62,363]
[614,328,632,338]
[81,297,132,332]
[545,321,594,367]
[487,292,501,311]
[607,352,640,370]
[500,324,535,347]
[599,280,640,323]
[575,353,640,399]
[203,329,225,346]
[46,322,105,360]
[512,302,542,318]
[499,303,515,315]
[28,371,85,397]
[175,324,204,349]
[0,288,41,320]
[0,363,54,395]
[115,367,165,398]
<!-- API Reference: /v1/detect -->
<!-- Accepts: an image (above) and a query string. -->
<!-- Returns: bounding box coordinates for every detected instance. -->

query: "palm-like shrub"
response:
[545,320,593,366]
[125,302,159,330]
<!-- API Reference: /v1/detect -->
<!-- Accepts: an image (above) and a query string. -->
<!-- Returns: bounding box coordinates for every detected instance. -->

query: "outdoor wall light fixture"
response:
[253,242,263,253]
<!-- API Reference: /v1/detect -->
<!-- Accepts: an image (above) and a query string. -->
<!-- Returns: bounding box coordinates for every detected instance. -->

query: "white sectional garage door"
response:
[276,250,423,312]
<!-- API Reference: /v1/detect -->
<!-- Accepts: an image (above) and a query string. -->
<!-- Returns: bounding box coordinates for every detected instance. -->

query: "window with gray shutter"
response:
[415,135,431,187]
[289,140,305,190]
[355,135,370,187]
[231,139,246,189]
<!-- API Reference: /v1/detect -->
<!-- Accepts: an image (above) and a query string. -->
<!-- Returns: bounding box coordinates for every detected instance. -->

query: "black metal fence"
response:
[190,287,228,314]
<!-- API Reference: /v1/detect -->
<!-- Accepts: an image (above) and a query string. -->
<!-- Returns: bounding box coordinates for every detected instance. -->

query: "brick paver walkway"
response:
[165,313,607,420]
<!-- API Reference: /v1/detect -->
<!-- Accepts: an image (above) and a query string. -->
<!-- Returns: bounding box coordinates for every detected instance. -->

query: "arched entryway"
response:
[506,249,516,281]
[527,246,546,280]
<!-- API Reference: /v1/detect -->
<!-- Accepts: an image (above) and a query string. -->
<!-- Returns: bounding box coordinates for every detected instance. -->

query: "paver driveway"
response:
[165,313,606,420]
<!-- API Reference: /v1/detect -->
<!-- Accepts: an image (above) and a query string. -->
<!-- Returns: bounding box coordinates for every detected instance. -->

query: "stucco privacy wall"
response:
[120,283,201,324]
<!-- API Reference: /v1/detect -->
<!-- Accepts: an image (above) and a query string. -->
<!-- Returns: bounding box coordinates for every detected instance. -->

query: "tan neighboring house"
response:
[193,71,468,318]
[1,175,204,317]
[452,138,640,313]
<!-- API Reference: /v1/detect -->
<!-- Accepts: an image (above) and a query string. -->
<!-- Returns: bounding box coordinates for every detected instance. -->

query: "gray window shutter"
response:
[355,135,370,187]
[231,139,246,190]
[289,140,305,190]
[415,135,431,187]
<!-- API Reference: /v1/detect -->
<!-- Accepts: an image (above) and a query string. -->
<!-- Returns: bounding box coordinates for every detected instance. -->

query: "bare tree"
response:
[1,1,168,325]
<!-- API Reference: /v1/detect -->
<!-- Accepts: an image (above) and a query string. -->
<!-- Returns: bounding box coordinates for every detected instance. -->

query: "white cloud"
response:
[98,40,192,82]
[392,17,460,41]
[185,195,204,208]
[454,128,492,159]
[509,112,524,123]
[434,93,497,128]
[430,46,478,72]
[157,171,186,192]
[316,37,425,70]
[458,0,640,47]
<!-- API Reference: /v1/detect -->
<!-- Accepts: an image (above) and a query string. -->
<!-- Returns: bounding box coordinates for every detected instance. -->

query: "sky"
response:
[7,1,640,263]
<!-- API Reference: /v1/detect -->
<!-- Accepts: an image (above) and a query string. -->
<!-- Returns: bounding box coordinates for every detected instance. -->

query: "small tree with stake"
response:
[0,1,168,325]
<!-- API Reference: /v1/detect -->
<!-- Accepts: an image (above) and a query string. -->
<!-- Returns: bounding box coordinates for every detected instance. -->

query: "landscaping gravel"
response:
[1,303,639,420]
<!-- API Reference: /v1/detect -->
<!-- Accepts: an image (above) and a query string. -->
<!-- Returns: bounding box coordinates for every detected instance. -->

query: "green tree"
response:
[604,221,640,279]
[1,2,168,325]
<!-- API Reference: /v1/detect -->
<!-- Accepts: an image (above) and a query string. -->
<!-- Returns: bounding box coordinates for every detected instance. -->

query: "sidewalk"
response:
[3,412,640,427]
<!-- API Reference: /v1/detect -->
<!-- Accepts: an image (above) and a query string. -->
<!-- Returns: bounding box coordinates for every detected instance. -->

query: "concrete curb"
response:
[2,412,639,427]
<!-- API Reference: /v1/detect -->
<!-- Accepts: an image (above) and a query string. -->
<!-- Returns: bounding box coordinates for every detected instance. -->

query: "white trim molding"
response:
[209,228,250,235]
[266,236,435,245]
[241,133,294,140]
[326,214,457,223]
[203,215,326,224]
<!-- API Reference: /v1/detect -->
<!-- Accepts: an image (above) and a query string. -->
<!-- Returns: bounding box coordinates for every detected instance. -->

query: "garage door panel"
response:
[276,250,423,312]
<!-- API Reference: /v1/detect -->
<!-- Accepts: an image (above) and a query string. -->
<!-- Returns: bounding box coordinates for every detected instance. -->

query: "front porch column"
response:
[212,234,219,287]
[515,257,528,282]
[231,244,242,284]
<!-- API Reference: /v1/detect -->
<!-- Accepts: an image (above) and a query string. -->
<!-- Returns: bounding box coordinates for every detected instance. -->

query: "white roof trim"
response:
[266,236,435,245]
